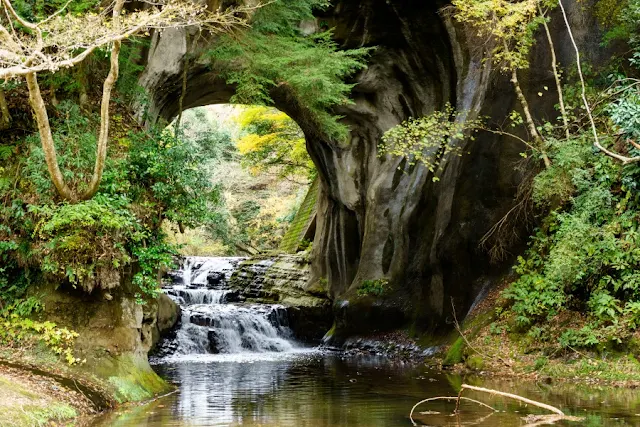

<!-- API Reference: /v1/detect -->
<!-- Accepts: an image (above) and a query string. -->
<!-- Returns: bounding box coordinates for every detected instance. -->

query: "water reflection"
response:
[93,353,640,426]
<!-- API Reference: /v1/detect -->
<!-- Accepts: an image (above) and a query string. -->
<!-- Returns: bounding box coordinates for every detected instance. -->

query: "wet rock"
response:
[229,255,332,342]
[339,333,429,360]
[156,293,180,334]
[206,271,225,288]
[207,329,220,354]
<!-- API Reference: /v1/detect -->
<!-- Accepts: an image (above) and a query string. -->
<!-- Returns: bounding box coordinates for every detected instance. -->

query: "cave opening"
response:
[164,104,317,257]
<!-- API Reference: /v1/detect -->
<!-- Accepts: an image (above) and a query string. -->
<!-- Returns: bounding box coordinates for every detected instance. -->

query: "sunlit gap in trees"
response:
[164,104,315,257]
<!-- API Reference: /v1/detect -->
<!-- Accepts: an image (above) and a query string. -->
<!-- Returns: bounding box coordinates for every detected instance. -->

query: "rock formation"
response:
[138,0,613,338]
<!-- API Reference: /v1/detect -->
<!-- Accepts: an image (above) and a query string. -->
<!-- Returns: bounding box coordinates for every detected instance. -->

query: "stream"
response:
[92,257,640,426]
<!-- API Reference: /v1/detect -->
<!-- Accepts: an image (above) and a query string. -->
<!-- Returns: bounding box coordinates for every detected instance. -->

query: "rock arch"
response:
[138,0,610,337]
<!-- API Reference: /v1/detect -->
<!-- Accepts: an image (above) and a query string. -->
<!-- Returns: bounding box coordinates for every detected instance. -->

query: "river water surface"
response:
[93,257,640,426]
[91,350,640,426]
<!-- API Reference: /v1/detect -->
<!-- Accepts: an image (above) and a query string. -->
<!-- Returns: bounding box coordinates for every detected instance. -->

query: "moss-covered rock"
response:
[465,355,485,371]
[230,254,332,342]
[92,354,168,403]
[442,337,465,366]
[33,279,172,403]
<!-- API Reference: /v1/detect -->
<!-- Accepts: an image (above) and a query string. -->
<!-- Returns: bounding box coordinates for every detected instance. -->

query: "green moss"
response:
[1,403,77,425]
[323,322,337,340]
[279,178,319,253]
[442,337,465,366]
[465,355,485,371]
[357,279,388,297]
[89,354,169,403]
[0,377,77,425]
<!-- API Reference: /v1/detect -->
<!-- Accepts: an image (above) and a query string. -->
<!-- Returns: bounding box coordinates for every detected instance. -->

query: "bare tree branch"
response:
[2,0,253,202]
[558,0,640,165]
[0,0,250,79]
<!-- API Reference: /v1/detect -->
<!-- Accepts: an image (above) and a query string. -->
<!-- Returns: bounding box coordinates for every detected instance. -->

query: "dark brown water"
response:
[92,351,640,426]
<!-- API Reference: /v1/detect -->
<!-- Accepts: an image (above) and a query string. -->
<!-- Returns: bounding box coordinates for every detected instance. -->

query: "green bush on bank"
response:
[0,99,227,302]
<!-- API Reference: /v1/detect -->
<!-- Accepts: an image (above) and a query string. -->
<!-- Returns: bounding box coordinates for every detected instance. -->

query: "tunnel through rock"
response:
[163,104,314,256]
[138,0,610,338]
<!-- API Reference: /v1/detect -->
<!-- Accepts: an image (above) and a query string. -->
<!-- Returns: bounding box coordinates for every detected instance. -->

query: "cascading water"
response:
[160,256,296,358]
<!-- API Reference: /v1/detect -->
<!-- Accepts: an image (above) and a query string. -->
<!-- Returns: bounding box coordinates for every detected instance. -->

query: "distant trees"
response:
[236,106,315,183]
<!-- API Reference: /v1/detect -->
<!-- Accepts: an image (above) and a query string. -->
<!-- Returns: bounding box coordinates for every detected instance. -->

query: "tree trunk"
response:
[498,35,551,168]
[510,67,552,168]
[24,0,125,203]
[80,0,125,201]
[540,5,570,140]
[25,72,78,202]
[0,88,10,130]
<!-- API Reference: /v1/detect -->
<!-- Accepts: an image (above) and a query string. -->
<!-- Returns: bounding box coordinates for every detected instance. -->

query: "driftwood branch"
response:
[409,396,496,426]
[456,384,564,415]
[410,383,583,426]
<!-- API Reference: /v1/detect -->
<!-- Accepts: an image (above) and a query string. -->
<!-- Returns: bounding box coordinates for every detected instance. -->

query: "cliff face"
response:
[139,0,611,336]
[38,276,178,402]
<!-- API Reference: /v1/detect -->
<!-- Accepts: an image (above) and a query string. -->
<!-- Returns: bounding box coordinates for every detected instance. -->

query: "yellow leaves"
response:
[452,0,541,71]
[237,133,278,154]
[233,105,314,180]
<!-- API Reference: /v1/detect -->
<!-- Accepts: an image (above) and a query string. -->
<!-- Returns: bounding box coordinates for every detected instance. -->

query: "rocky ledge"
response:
[228,254,333,342]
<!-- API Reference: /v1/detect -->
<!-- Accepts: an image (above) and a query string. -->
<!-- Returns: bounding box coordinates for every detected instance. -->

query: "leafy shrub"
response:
[29,196,138,292]
[357,279,389,297]
[503,142,640,347]
[0,298,80,365]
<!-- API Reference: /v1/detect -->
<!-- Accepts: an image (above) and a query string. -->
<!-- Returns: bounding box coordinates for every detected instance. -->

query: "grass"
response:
[0,374,77,426]
[448,311,640,386]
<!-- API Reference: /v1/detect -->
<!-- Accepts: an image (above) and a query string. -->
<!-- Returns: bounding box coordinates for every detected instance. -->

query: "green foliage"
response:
[1,100,230,301]
[207,0,371,141]
[503,141,640,346]
[132,238,177,304]
[357,278,389,297]
[0,300,80,365]
[116,39,149,105]
[30,196,138,292]
[600,0,640,46]
[12,0,99,22]
[378,104,482,180]
[126,126,227,230]
[452,0,548,72]
[236,106,315,181]
[531,136,593,207]
[23,101,102,198]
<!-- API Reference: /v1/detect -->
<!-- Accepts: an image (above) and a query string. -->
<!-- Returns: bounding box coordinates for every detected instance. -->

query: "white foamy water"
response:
[160,256,299,359]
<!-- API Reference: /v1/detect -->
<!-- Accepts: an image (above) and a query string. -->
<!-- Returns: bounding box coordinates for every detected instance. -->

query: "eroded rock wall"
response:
[139,0,613,337]
[38,274,178,402]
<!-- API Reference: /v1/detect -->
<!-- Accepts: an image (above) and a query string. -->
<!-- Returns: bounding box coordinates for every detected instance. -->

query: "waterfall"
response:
[161,256,296,357]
